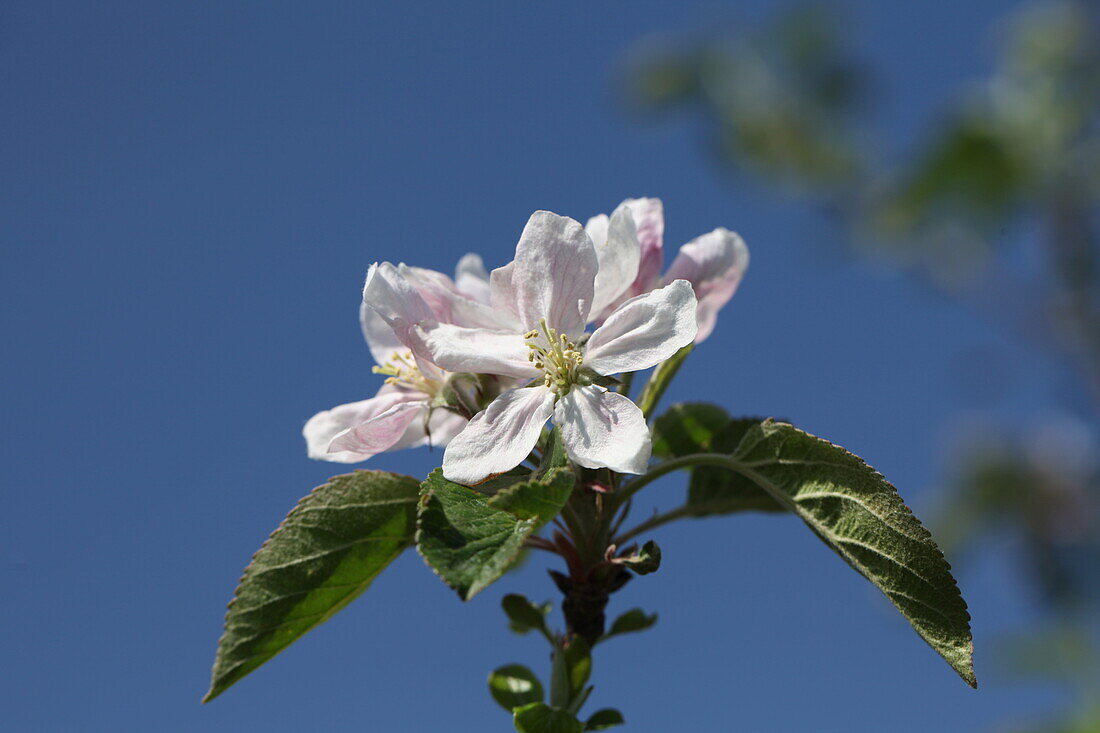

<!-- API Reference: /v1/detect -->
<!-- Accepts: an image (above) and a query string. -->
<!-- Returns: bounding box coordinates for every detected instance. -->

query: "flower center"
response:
[525,318,584,396]
[372,351,440,394]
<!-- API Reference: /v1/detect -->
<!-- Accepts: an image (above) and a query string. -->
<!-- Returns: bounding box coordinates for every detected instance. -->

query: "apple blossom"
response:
[302,258,482,463]
[587,197,749,342]
[401,211,699,485]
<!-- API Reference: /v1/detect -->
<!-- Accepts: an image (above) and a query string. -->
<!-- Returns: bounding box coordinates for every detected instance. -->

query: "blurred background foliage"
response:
[624,1,1100,730]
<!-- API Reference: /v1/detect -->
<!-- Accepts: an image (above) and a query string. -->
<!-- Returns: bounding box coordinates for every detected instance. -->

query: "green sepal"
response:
[513,703,584,733]
[203,470,420,702]
[488,664,545,711]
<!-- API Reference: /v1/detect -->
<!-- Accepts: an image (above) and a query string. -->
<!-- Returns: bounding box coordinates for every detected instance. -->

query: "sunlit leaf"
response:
[729,420,976,686]
[204,470,420,701]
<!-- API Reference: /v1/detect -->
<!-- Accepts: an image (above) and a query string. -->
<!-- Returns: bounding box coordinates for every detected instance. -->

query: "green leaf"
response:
[489,467,575,523]
[474,468,537,496]
[513,703,584,733]
[502,594,553,638]
[585,709,625,730]
[562,636,592,694]
[688,418,784,515]
[203,470,420,702]
[550,645,571,708]
[620,540,662,575]
[601,609,657,643]
[489,664,545,711]
[652,404,781,515]
[651,402,731,458]
[416,470,540,600]
[729,420,976,686]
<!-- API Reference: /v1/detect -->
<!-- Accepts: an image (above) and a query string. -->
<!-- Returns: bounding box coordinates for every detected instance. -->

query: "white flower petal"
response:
[363,262,436,326]
[488,261,524,326]
[304,387,426,463]
[590,204,642,317]
[414,322,538,378]
[398,264,459,321]
[326,400,428,459]
[455,253,491,304]
[623,197,664,294]
[555,385,651,474]
[512,211,598,336]
[363,262,445,379]
[663,228,749,343]
[584,214,609,253]
[359,301,404,366]
[424,408,470,448]
[442,386,556,484]
[400,262,514,330]
[583,279,698,375]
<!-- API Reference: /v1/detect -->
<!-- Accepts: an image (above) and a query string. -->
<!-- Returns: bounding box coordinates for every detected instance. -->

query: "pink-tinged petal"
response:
[363,263,444,379]
[327,400,427,459]
[424,408,469,448]
[488,261,523,325]
[303,386,426,463]
[363,262,436,326]
[555,385,651,474]
[590,204,642,317]
[584,279,698,375]
[399,264,459,322]
[455,253,491,304]
[624,198,664,295]
[663,228,749,343]
[359,302,404,366]
[400,262,515,330]
[512,211,598,336]
[413,322,538,379]
[442,386,556,484]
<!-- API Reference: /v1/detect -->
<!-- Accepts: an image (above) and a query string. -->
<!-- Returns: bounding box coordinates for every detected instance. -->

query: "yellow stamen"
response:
[525,317,584,396]
[372,350,440,394]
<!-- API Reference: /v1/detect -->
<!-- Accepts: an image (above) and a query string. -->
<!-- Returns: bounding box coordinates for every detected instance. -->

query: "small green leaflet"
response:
[417,467,574,600]
[584,709,625,730]
[619,540,661,575]
[203,470,420,702]
[599,609,657,644]
[488,664,545,711]
[730,420,976,686]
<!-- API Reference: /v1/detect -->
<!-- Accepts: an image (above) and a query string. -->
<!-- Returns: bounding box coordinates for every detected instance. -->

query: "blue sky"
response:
[2,1,1066,730]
